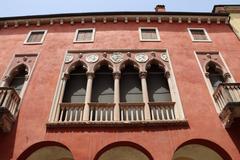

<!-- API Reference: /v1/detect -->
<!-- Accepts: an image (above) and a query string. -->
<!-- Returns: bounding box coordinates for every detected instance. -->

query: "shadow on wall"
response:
[226,119,240,153]
[0,118,18,160]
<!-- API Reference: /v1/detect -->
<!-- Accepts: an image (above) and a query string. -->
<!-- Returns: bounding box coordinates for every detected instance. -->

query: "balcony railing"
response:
[0,87,20,132]
[149,102,176,121]
[89,103,114,122]
[213,83,240,127]
[120,103,145,121]
[58,103,84,123]
[48,101,186,127]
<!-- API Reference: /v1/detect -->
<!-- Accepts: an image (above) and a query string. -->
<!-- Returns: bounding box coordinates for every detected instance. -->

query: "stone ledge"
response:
[46,119,188,128]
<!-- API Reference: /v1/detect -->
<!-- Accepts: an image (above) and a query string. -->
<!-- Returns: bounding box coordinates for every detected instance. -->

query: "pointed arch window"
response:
[206,62,225,90]
[62,64,87,103]
[8,64,28,94]
[92,64,114,103]
[120,63,143,102]
[147,62,171,102]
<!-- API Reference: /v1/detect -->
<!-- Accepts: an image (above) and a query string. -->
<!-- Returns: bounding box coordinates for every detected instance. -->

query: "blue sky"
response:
[0,0,239,17]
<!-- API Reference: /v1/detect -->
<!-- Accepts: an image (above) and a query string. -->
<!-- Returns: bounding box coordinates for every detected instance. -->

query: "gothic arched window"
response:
[147,63,171,102]
[62,64,87,103]
[120,63,143,103]
[92,64,114,103]
[206,62,225,90]
[8,64,28,94]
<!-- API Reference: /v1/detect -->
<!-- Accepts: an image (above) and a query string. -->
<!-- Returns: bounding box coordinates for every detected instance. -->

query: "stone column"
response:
[139,72,151,120]
[113,72,121,121]
[52,73,69,122]
[83,72,94,121]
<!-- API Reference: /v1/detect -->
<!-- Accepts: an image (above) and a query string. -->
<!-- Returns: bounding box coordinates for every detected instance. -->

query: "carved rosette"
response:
[85,54,99,63]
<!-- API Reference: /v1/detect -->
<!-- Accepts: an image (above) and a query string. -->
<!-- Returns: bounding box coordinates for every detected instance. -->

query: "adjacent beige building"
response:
[213,5,240,39]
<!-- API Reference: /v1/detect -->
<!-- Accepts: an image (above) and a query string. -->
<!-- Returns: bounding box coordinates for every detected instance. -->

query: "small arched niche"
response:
[206,61,225,90]
[25,146,74,160]
[173,144,225,160]
[8,64,28,94]
[146,61,171,102]
[62,63,87,103]
[92,63,114,103]
[120,62,143,103]
[97,146,150,160]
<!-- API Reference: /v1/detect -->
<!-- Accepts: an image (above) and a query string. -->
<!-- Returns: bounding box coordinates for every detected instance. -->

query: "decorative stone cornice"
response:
[0,14,229,29]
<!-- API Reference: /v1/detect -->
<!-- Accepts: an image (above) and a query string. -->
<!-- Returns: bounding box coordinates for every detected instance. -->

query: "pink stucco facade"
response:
[0,11,240,160]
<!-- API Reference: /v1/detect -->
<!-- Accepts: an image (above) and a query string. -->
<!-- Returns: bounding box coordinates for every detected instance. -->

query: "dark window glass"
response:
[147,63,171,102]
[63,65,87,103]
[190,29,208,40]
[92,64,114,102]
[27,31,45,43]
[206,63,225,90]
[9,65,28,94]
[120,64,143,102]
[76,30,93,41]
[141,29,158,40]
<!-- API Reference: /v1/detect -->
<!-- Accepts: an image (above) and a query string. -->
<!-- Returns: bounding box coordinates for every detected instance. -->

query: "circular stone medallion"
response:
[160,52,168,62]
[64,54,74,63]
[110,52,124,63]
[135,53,148,63]
[85,54,99,63]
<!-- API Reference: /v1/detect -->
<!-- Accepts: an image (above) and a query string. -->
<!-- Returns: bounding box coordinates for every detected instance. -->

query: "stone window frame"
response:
[0,53,39,98]
[194,51,235,113]
[48,50,186,124]
[24,30,48,45]
[73,28,96,43]
[138,27,161,42]
[187,28,212,42]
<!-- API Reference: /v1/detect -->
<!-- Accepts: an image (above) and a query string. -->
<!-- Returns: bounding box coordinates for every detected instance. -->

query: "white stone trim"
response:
[138,27,161,42]
[73,28,95,43]
[0,53,39,113]
[24,30,47,45]
[187,28,212,42]
[48,52,68,122]
[194,51,235,113]
[166,50,185,120]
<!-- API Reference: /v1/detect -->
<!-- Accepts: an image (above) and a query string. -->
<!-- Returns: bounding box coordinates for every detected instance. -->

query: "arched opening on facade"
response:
[146,61,171,102]
[62,63,87,103]
[172,139,232,160]
[120,62,142,103]
[94,141,153,160]
[7,64,28,94]
[206,61,225,90]
[92,64,114,103]
[17,141,74,160]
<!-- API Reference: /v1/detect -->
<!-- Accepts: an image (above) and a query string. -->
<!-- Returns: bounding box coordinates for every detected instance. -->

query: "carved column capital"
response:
[165,71,170,78]
[139,72,147,79]
[2,75,10,81]
[205,72,210,78]
[223,72,231,80]
[86,72,95,79]
[25,75,29,81]
[113,72,121,79]
[62,73,70,80]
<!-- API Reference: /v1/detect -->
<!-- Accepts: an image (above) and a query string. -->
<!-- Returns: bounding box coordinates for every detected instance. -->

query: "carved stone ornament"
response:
[64,54,74,64]
[160,52,168,62]
[110,52,124,63]
[85,54,99,63]
[135,53,148,63]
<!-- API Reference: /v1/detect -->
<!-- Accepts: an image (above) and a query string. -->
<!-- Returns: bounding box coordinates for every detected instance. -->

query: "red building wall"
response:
[0,20,240,160]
